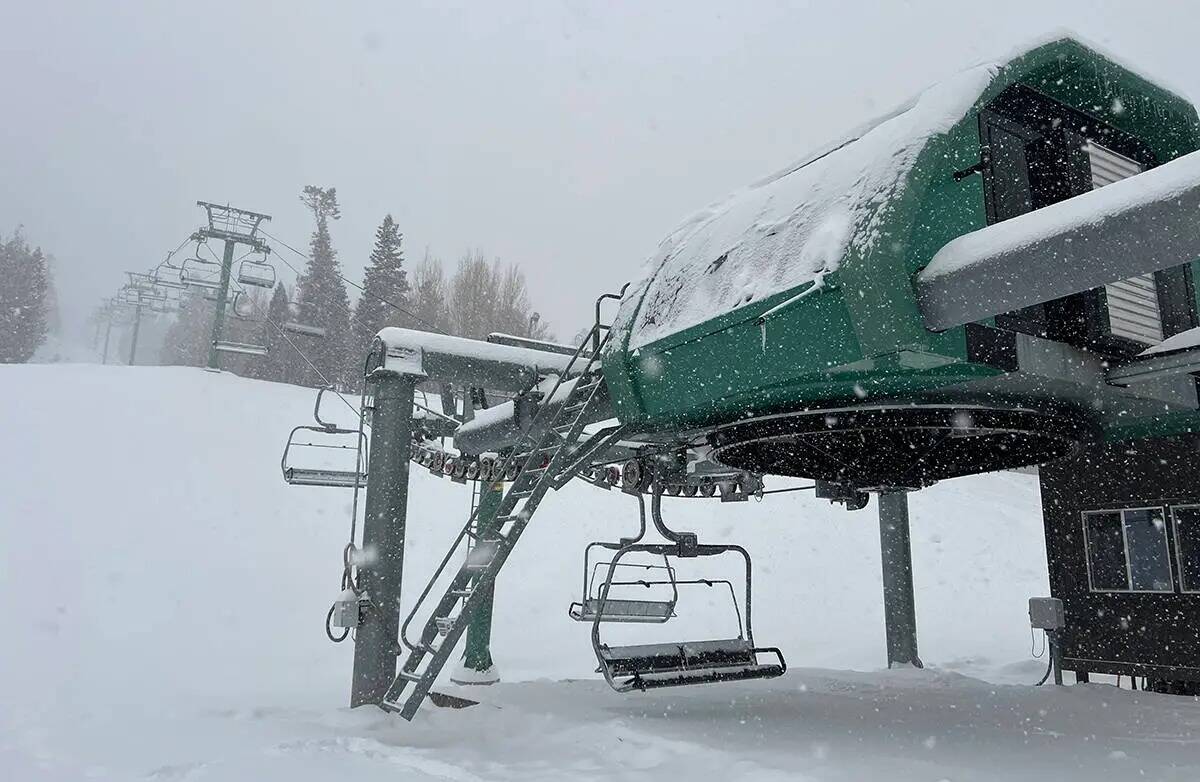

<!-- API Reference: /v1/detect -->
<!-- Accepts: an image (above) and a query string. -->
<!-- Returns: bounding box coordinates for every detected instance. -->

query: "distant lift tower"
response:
[192,201,272,370]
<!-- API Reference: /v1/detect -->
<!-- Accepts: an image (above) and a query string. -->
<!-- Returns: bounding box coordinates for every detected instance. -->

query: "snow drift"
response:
[3,364,1198,781]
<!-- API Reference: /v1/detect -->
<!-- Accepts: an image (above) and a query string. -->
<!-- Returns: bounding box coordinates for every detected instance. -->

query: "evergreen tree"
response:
[256,282,298,384]
[0,229,52,363]
[294,185,352,388]
[159,290,214,367]
[356,215,409,346]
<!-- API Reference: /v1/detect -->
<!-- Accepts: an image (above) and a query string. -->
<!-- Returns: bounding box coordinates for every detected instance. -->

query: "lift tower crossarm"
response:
[376,327,583,393]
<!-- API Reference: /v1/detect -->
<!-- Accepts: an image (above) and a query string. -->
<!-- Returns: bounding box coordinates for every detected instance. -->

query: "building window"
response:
[1172,505,1200,593]
[1082,508,1173,593]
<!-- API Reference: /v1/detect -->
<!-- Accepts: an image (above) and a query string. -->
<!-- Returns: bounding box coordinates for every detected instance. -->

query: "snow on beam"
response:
[453,375,614,455]
[375,327,578,392]
[916,150,1200,332]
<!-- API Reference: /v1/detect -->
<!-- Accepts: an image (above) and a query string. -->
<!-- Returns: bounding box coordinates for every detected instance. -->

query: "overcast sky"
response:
[4,1,1200,338]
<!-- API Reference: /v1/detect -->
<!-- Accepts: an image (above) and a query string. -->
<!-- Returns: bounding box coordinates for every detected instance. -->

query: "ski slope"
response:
[2,364,1199,781]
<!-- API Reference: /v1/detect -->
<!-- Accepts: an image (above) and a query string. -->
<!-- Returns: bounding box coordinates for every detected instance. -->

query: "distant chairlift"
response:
[180,255,222,289]
[583,491,786,692]
[236,257,276,289]
[281,387,368,488]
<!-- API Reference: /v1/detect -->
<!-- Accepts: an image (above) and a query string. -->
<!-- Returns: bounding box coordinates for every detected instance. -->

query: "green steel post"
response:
[351,372,416,707]
[206,239,236,370]
[102,312,113,365]
[878,490,922,668]
[128,299,143,365]
[455,480,503,682]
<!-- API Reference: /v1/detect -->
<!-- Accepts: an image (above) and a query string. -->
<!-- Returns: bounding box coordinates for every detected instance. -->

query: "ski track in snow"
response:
[3,364,1200,781]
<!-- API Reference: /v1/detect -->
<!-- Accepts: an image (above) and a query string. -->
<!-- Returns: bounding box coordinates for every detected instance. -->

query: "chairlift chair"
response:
[236,258,276,289]
[568,498,679,624]
[586,490,786,692]
[283,321,327,338]
[180,255,222,289]
[281,387,368,488]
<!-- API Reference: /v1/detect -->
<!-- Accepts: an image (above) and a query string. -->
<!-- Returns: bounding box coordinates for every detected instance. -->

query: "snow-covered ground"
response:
[2,364,1198,780]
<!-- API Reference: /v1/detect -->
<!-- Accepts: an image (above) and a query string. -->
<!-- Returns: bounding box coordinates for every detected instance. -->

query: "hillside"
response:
[2,364,1197,781]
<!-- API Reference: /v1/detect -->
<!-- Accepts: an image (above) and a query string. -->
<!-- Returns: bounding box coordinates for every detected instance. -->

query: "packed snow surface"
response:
[615,62,996,350]
[4,364,1200,781]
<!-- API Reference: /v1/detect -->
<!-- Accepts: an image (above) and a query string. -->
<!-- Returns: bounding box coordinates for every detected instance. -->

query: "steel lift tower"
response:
[192,202,272,370]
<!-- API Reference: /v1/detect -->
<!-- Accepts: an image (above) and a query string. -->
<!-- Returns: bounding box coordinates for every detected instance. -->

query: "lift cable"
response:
[198,241,380,343]
[259,227,438,331]
[226,274,361,421]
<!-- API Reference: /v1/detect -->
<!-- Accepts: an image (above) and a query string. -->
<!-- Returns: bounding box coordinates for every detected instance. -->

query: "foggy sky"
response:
[4,1,1200,338]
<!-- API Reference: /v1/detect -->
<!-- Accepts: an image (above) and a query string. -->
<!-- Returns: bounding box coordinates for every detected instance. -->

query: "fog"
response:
[4,0,1199,336]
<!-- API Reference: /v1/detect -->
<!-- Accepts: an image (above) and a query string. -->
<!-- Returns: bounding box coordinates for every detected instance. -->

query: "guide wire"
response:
[226,275,361,421]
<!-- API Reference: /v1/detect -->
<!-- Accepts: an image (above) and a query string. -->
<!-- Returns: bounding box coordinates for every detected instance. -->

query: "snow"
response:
[4,363,1200,781]
[377,327,575,376]
[919,149,1200,284]
[615,62,996,349]
[1141,325,1200,356]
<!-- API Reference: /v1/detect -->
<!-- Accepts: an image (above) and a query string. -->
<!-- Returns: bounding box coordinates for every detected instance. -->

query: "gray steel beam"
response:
[377,328,577,393]
[351,372,416,707]
[878,491,922,668]
[486,332,587,357]
[453,382,614,456]
[917,151,1200,331]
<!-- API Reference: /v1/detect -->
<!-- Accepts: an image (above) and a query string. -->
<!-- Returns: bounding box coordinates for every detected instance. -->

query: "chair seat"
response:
[599,639,785,691]
[570,598,674,623]
[283,467,366,488]
[627,662,785,690]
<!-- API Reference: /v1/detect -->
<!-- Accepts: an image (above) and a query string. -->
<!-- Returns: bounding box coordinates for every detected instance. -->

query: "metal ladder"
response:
[381,324,613,720]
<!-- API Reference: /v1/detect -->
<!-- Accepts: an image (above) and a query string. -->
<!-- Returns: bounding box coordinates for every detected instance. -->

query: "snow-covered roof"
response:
[614,62,998,350]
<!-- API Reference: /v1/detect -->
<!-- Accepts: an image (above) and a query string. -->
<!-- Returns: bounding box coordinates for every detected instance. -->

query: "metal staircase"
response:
[381,324,614,720]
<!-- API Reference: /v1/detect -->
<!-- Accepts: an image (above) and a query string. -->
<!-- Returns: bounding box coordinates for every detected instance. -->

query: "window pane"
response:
[1175,506,1200,593]
[1123,508,1172,592]
[1085,511,1128,590]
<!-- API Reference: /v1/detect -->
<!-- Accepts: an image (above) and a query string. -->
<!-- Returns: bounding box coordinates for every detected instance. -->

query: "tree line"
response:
[0,229,58,363]
[157,185,552,389]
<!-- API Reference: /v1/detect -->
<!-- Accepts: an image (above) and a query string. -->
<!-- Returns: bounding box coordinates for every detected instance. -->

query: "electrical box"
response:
[331,589,368,629]
[1028,597,1065,631]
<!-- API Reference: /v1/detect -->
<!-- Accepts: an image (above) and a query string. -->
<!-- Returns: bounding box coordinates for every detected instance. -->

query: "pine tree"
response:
[0,229,52,363]
[356,215,409,346]
[159,290,215,367]
[294,185,352,388]
[256,282,298,384]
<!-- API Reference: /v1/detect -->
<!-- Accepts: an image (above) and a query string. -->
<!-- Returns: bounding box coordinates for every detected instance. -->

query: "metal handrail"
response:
[398,319,614,652]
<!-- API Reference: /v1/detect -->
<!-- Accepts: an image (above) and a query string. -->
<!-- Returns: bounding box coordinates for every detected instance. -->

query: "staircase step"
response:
[384,328,618,721]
